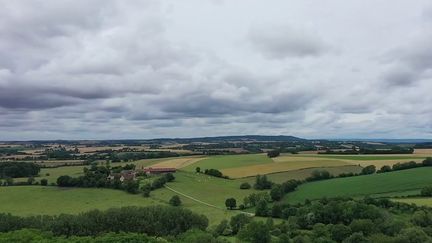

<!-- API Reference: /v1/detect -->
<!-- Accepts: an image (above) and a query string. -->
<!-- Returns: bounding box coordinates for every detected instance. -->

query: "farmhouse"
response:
[107,170,136,182]
[142,167,176,175]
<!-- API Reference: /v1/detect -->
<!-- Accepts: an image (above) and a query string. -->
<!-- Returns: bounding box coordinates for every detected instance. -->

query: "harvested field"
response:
[414,149,432,155]
[183,154,272,171]
[150,156,206,169]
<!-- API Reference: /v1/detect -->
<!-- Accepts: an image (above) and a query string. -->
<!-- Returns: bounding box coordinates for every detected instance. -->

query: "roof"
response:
[142,167,176,172]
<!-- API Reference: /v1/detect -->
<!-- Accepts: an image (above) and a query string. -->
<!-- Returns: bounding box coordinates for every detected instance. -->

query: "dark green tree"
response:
[225,198,237,210]
[169,195,182,206]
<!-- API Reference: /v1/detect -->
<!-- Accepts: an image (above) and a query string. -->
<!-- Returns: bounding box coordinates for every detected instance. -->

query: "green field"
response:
[283,167,432,203]
[238,165,363,184]
[183,154,272,171]
[1,171,254,225]
[393,197,432,207]
[0,186,160,216]
[293,154,425,161]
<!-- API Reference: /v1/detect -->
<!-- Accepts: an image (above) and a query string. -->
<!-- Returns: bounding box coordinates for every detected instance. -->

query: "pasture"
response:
[0,186,160,216]
[283,167,432,203]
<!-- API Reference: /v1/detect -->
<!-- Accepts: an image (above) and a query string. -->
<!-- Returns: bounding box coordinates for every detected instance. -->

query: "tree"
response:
[342,232,368,243]
[124,180,139,194]
[270,185,284,201]
[195,167,201,173]
[230,214,252,234]
[255,199,268,216]
[57,175,73,187]
[141,183,151,197]
[377,165,392,173]
[330,224,352,242]
[40,179,48,186]
[361,165,376,175]
[254,175,272,190]
[27,177,35,185]
[240,182,251,189]
[225,198,237,210]
[238,221,271,243]
[422,157,432,166]
[214,219,230,236]
[267,150,280,158]
[169,195,182,206]
[164,173,175,182]
[421,186,432,197]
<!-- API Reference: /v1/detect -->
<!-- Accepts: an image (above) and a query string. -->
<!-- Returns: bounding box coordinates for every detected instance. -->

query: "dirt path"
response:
[164,185,255,216]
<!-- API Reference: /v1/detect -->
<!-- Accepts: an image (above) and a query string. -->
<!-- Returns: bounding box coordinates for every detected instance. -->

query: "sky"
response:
[0,0,431,140]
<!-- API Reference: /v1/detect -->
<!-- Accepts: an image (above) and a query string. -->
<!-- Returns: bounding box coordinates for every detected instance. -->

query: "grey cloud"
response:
[248,25,330,59]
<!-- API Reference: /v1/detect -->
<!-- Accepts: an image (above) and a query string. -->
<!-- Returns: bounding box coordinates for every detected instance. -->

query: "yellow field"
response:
[151,156,206,169]
[393,197,432,207]
[414,149,432,155]
[221,159,350,178]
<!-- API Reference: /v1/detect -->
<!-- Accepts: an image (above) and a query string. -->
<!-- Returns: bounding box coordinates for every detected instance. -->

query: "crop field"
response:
[183,154,272,171]
[392,197,432,207]
[238,165,363,184]
[222,159,351,178]
[150,156,206,169]
[414,149,432,155]
[283,167,432,203]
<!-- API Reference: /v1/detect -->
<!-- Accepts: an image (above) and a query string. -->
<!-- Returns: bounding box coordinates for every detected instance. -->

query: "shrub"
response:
[240,182,251,190]
[169,195,182,206]
[40,179,48,186]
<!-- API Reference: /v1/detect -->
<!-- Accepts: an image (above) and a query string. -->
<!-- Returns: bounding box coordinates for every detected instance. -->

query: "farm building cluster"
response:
[107,167,176,182]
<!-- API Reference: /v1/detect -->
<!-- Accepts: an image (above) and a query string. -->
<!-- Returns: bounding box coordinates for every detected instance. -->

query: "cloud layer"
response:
[0,0,431,140]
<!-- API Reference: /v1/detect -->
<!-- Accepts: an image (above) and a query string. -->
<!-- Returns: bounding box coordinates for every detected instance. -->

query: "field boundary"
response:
[236,165,362,179]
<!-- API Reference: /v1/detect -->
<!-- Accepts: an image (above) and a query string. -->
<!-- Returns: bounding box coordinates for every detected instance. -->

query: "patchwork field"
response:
[283,167,432,203]
[183,154,272,171]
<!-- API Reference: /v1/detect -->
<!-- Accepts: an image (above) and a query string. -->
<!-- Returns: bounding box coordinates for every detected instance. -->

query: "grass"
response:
[293,154,426,161]
[283,167,432,203]
[393,197,432,207]
[183,154,272,171]
[0,186,160,216]
[238,165,363,184]
[2,171,253,225]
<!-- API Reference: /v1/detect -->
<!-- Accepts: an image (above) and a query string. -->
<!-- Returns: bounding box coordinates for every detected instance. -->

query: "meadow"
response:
[283,167,432,203]
[0,186,160,216]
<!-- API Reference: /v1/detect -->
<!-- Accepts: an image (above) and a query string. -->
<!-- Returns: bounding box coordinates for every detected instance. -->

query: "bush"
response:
[225,198,237,210]
[267,150,280,158]
[240,182,251,190]
[361,165,376,175]
[169,195,182,206]
[40,179,48,186]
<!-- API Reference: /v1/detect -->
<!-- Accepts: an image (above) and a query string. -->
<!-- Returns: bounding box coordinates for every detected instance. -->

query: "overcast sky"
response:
[0,0,431,140]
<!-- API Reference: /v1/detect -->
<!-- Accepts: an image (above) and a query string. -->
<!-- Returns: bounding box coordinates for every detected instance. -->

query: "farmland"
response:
[393,197,432,207]
[183,154,272,171]
[0,186,160,216]
[282,167,432,203]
